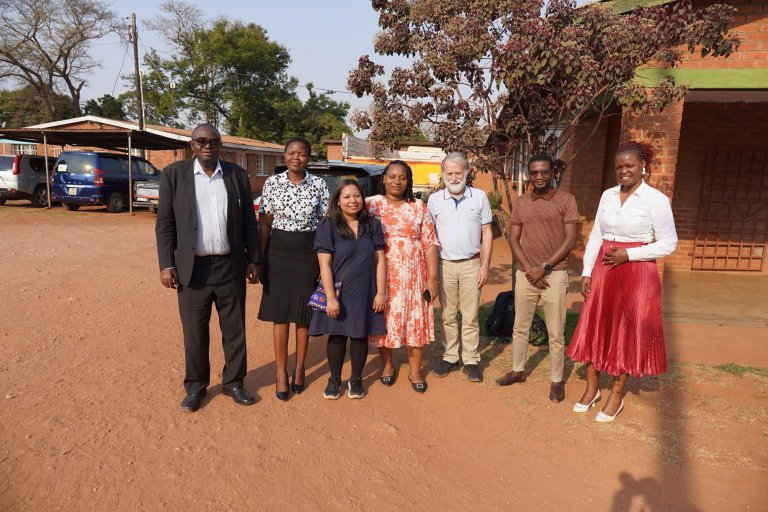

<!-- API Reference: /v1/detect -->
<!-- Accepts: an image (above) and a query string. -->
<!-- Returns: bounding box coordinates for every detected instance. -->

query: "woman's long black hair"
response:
[326,179,373,240]
[379,160,415,202]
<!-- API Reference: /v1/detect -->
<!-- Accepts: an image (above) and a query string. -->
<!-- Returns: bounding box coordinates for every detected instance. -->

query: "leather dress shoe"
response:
[549,381,565,402]
[495,370,526,386]
[222,386,255,406]
[181,389,207,413]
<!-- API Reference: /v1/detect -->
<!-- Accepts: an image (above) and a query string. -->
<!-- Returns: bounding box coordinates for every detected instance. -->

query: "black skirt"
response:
[258,229,319,325]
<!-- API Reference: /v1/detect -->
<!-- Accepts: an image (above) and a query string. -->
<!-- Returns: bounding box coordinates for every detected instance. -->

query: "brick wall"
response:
[669,101,768,273]
[620,99,685,201]
[559,115,619,265]
[680,0,768,69]
[145,148,190,169]
[326,143,343,161]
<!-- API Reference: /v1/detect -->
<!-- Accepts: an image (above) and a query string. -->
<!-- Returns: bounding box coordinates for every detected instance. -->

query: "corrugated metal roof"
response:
[24,115,284,152]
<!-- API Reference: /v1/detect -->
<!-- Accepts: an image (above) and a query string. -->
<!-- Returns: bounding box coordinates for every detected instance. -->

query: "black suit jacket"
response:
[155,159,259,287]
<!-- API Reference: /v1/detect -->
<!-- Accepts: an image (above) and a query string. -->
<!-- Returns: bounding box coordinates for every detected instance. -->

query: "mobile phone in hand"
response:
[422,289,431,303]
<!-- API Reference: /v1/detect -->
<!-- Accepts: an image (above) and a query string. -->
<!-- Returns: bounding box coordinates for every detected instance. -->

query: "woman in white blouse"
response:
[567,140,677,422]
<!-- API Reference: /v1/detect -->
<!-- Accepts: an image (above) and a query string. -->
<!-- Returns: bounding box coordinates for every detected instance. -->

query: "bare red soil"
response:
[1,202,766,511]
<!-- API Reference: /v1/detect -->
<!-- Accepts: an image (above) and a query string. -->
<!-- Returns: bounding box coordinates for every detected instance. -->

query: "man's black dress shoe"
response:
[222,386,255,406]
[549,381,565,403]
[181,390,206,413]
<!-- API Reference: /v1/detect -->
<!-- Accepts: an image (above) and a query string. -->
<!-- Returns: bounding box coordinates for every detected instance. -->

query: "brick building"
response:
[11,116,285,195]
[558,0,768,274]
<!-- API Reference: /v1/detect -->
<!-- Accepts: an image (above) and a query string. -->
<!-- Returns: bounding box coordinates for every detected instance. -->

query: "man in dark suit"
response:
[156,123,260,412]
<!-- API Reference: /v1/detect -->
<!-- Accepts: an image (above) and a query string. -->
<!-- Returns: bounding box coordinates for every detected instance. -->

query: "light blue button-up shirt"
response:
[193,159,230,256]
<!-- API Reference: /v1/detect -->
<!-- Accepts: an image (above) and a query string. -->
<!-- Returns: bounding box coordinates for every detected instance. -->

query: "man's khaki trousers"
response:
[511,269,568,382]
[438,258,481,365]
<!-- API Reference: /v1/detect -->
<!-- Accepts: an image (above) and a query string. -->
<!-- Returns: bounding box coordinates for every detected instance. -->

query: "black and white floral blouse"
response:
[260,171,329,232]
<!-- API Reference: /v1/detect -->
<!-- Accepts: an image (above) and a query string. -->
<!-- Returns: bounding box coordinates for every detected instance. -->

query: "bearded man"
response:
[427,152,493,383]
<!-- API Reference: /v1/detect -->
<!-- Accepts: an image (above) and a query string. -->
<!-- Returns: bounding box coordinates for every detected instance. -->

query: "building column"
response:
[619,98,685,201]
[620,98,685,276]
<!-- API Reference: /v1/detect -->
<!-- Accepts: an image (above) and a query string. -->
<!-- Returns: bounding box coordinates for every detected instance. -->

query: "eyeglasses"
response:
[528,170,553,177]
[192,137,222,148]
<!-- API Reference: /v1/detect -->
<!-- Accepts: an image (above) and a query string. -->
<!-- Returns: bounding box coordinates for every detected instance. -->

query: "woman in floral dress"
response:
[367,160,439,393]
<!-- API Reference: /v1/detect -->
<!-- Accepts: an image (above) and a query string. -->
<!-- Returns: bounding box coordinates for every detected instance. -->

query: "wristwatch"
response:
[542,262,552,275]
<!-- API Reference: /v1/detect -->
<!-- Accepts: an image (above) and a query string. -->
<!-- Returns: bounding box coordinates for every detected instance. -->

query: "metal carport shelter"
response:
[0,127,189,213]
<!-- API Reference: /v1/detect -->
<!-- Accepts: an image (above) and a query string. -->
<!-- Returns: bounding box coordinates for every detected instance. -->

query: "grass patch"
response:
[713,363,768,378]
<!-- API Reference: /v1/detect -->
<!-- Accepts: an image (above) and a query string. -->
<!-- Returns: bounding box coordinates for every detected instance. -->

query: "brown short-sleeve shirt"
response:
[510,188,580,271]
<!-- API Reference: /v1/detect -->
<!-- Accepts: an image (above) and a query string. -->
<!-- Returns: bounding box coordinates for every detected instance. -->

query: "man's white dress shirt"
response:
[193,159,230,256]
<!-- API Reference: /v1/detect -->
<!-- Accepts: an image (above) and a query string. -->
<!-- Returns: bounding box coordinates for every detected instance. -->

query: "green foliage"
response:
[486,191,502,211]
[83,94,128,121]
[278,84,352,159]
[138,3,352,149]
[0,86,76,128]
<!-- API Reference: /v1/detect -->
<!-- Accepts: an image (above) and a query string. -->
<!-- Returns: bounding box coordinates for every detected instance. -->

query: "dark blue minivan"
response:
[51,152,161,212]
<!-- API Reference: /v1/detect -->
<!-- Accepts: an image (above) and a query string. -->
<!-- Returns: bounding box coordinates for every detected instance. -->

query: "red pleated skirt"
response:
[567,240,667,378]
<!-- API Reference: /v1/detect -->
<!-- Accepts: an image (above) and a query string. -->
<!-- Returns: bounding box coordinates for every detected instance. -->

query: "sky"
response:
[84,0,409,132]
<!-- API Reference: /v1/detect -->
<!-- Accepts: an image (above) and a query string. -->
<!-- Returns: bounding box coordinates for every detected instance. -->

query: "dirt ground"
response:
[1,202,766,512]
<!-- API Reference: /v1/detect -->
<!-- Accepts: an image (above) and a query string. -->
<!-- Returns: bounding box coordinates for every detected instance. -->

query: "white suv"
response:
[0,155,54,207]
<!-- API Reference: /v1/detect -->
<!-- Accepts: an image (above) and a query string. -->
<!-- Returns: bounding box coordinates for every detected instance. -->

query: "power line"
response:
[111,44,130,96]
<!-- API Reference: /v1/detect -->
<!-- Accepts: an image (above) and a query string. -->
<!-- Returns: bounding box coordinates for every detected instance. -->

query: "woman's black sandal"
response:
[408,375,427,394]
[379,369,397,386]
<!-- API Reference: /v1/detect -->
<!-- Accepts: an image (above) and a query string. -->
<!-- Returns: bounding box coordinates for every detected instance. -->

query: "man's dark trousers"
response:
[179,254,247,395]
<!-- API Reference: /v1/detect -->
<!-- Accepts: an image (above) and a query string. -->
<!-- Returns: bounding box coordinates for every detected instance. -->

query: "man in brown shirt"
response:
[496,153,579,402]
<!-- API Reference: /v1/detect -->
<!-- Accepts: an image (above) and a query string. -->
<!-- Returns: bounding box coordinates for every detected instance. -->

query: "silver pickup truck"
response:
[133,180,160,214]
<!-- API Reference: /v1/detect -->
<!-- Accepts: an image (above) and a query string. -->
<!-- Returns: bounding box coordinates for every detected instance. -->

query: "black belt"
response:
[442,253,480,263]
[196,254,231,263]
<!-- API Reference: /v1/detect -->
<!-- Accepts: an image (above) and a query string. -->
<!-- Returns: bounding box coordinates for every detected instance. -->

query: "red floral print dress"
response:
[366,195,439,348]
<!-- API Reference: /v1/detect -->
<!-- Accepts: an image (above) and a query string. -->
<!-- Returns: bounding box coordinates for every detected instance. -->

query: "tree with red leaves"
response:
[348,0,738,241]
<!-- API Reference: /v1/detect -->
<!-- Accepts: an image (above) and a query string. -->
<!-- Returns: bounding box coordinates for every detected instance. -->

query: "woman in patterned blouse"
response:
[258,136,330,400]
[367,160,439,393]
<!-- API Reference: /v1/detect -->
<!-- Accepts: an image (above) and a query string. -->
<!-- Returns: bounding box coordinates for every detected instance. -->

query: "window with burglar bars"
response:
[255,154,267,176]
[691,148,768,271]
[12,144,36,155]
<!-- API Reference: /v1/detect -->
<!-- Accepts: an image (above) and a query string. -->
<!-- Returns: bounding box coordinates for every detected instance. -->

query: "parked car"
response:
[272,161,385,197]
[253,161,384,221]
[0,154,55,208]
[133,180,161,214]
[51,152,161,213]
[253,195,261,222]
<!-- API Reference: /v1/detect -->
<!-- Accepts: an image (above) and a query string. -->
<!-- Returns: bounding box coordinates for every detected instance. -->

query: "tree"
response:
[83,94,128,120]
[138,1,352,152]
[348,0,738,240]
[0,86,75,127]
[0,0,118,120]
[286,84,353,158]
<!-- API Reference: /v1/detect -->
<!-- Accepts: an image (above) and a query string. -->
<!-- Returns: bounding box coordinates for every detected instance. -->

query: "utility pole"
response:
[130,13,145,131]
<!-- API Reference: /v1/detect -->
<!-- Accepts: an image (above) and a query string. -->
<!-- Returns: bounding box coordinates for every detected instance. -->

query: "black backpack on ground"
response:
[485,291,549,346]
